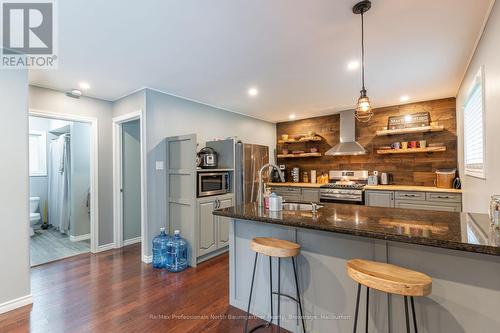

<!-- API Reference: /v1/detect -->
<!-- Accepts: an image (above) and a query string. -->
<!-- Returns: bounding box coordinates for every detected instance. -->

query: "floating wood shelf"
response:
[377,146,446,154]
[376,125,444,136]
[277,153,322,158]
[278,136,322,144]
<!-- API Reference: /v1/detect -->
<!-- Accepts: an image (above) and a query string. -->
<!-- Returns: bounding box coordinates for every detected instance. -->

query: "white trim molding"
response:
[96,243,116,253]
[29,109,99,254]
[0,294,33,314]
[142,255,152,264]
[112,110,147,262]
[69,233,91,242]
[124,236,142,246]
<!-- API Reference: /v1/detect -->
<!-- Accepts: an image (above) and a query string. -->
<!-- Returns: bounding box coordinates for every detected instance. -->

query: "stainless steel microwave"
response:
[197,172,230,197]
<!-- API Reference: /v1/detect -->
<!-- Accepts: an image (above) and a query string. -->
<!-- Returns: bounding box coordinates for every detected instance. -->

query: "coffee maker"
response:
[271,164,287,182]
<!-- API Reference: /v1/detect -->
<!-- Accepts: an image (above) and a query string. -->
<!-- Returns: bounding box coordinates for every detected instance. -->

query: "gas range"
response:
[320,170,368,204]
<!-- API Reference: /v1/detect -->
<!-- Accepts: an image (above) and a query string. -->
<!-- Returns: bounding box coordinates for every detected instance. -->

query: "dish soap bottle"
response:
[152,227,169,268]
[166,230,188,272]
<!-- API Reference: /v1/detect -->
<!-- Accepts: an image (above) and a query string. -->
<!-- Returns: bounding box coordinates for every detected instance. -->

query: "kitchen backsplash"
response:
[276,97,457,186]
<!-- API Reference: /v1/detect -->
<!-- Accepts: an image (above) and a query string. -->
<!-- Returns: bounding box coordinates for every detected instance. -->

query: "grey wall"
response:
[70,122,91,237]
[145,88,276,255]
[112,90,146,118]
[29,86,114,245]
[122,120,141,241]
[457,1,500,214]
[0,70,31,308]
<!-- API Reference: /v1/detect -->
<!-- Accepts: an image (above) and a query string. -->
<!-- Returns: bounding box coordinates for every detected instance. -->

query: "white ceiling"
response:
[29,0,494,122]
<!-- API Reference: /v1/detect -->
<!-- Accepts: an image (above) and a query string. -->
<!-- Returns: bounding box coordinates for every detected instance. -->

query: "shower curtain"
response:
[48,134,71,234]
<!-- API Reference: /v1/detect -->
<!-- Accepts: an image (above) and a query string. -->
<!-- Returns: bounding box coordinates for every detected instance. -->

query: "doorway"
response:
[28,113,97,266]
[113,111,146,261]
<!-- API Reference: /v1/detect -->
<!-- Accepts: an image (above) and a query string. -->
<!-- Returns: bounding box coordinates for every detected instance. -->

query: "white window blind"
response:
[29,131,47,176]
[463,68,485,179]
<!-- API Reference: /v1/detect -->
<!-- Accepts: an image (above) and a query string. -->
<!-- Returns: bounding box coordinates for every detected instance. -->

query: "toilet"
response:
[29,197,41,237]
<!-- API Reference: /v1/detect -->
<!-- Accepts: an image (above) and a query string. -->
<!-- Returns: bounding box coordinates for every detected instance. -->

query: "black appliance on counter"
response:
[197,147,218,169]
[320,170,368,205]
[271,164,287,182]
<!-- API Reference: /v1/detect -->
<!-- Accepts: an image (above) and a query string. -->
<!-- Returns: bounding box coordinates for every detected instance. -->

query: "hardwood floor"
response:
[0,244,286,333]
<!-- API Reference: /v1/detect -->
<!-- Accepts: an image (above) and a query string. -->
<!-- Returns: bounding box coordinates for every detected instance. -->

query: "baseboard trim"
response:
[69,233,91,242]
[142,254,152,264]
[0,294,33,314]
[123,236,141,246]
[96,243,116,253]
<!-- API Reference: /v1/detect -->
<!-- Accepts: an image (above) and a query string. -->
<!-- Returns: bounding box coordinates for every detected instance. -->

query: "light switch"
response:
[155,161,164,170]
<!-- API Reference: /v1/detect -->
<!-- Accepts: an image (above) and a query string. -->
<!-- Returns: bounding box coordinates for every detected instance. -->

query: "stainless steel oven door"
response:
[197,172,229,197]
[320,189,364,205]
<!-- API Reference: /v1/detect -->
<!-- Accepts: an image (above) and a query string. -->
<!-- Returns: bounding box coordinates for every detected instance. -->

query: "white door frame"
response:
[29,109,99,254]
[112,110,147,262]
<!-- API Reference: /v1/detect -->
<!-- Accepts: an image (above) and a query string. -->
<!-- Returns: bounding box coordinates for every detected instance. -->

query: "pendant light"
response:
[353,0,373,122]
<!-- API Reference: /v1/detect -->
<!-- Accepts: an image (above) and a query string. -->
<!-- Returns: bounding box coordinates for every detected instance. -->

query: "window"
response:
[29,130,47,176]
[463,67,485,179]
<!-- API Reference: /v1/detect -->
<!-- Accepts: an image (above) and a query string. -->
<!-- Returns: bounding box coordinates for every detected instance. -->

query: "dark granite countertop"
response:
[213,203,500,256]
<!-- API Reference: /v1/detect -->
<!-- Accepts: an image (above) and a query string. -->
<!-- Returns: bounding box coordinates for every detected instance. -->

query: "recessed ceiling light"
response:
[289,114,296,120]
[347,60,359,71]
[248,87,258,97]
[79,82,90,90]
[400,95,409,102]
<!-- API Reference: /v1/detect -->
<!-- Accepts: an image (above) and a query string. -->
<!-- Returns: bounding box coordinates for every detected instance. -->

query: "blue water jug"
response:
[165,230,188,272]
[152,227,169,268]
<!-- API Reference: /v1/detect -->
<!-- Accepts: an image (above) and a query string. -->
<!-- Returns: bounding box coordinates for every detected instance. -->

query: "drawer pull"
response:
[436,196,451,199]
[404,194,418,197]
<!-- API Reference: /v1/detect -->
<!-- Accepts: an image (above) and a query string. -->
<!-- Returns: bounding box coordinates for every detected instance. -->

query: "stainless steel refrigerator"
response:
[234,142,269,205]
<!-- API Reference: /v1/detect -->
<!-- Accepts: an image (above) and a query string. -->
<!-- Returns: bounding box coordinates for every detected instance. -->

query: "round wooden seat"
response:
[347,259,432,297]
[250,237,300,258]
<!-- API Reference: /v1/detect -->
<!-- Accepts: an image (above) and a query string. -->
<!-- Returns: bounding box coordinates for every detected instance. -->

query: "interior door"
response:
[121,119,141,242]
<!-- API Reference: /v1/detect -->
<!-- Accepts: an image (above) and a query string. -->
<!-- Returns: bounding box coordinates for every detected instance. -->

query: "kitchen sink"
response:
[282,203,323,211]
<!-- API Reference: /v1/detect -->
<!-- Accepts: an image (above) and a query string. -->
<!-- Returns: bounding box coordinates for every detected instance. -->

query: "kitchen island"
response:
[214,203,500,333]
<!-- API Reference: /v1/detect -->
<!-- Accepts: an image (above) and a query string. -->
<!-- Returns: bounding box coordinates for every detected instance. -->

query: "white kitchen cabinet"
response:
[301,188,320,203]
[217,197,233,248]
[197,194,233,258]
[365,190,395,208]
[366,190,462,212]
[197,198,217,256]
[394,200,461,212]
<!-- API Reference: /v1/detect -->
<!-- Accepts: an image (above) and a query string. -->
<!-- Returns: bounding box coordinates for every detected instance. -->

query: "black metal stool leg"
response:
[410,296,418,333]
[268,256,273,326]
[404,296,410,333]
[353,283,361,333]
[365,287,369,333]
[277,257,281,332]
[244,252,258,333]
[292,257,306,333]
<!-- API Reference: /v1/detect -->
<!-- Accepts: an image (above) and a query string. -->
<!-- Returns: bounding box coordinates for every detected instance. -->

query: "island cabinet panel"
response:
[229,218,500,333]
[365,190,395,208]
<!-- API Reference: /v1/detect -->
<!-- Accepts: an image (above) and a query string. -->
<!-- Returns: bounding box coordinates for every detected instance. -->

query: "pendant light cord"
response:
[361,10,365,92]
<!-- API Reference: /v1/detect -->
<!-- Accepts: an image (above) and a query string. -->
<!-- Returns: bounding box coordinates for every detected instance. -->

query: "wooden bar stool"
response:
[347,259,432,333]
[244,237,306,333]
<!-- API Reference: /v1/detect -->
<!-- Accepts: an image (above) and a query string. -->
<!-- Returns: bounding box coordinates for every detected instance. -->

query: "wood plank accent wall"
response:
[276,97,457,186]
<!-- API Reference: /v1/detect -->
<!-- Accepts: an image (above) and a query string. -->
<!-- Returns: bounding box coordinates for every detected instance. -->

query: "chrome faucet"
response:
[257,163,285,207]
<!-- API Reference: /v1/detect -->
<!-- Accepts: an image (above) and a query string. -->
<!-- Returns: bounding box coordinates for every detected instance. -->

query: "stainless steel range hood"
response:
[325,110,367,156]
